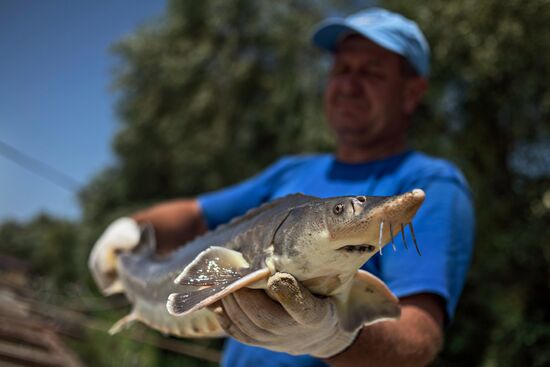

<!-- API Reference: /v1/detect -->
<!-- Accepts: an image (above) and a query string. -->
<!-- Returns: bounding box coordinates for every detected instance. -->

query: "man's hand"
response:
[216,273,359,358]
[217,273,445,365]
[89,199,207,295]
[132,199,207,254]
[88,217,141,295]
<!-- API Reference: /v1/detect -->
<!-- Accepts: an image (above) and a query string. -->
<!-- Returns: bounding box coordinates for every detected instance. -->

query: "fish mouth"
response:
[335,222,422,256]
[337,244,377,254]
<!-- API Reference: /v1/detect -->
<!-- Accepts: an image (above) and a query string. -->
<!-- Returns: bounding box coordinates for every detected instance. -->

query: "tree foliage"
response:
[1,0,548,366]
[0,215,80,287]
[382,1,550,365]
[80,0,338,227]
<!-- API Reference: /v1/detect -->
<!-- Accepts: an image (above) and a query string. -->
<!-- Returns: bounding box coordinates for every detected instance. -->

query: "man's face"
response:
[324,35,426,152]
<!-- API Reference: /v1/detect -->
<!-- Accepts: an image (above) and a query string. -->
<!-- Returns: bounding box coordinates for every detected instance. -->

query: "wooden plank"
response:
[0,315,53,349]
[1,284,222,364]
[0,314,84,367]
[0,340,64,367]
[18,295,222,363]
[0,359,31,367]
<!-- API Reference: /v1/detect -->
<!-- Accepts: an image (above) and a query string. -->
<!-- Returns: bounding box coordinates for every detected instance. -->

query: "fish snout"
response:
[374,189,425,255]
[385,189,425,223]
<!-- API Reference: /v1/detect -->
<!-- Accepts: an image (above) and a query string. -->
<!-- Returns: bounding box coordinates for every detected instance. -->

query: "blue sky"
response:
[0,1,166,221]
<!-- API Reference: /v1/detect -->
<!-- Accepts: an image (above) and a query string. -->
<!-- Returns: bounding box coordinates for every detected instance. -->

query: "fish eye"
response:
[333,203,345,215]
[356,196,366,203]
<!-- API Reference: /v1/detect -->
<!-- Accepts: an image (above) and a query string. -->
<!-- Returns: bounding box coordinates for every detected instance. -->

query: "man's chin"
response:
[331,121,371,136]
[335,130,375,147]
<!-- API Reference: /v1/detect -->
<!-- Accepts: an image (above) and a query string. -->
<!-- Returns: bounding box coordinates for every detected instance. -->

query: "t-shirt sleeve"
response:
[197,157,294,229]
[379,173,475,322]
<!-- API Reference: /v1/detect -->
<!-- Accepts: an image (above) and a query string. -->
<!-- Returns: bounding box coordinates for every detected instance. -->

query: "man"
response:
[92,8,475,366]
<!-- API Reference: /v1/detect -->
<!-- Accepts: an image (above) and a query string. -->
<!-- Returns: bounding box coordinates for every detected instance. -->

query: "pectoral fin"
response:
[109,312,139,335]
[167,246,270,317]
[174,246,252,286]
[335,270,401,332]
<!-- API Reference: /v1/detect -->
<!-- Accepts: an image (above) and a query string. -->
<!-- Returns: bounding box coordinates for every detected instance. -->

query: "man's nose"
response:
[337,75,363,96]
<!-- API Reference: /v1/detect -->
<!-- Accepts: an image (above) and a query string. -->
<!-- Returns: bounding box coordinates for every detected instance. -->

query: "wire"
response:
[0,139,81,193]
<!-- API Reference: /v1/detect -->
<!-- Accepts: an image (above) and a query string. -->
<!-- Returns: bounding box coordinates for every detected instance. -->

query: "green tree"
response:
[381,1,550,365]
[80,0,342,228]
[0,215,80,287]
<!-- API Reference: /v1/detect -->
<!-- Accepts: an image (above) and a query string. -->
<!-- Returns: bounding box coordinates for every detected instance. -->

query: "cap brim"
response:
[311,20,362,52]
[311,19,363,52]
[311,19,405,59]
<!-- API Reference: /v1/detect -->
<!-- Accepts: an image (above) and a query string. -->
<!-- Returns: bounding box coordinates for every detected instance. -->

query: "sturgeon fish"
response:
[90,190,425,338]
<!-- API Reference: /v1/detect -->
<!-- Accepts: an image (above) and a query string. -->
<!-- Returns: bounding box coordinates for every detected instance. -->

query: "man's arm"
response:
[132,199,208,254]
[326,293,445,367]
[217,273,445,365]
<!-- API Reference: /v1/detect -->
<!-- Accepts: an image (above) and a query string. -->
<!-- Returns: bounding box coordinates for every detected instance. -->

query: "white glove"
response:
[88,217,141,295]
[216,273,360,358]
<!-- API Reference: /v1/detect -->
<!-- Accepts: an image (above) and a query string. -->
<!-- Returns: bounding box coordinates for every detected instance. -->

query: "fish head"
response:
[323,189,425,257]
[272,189,425,285]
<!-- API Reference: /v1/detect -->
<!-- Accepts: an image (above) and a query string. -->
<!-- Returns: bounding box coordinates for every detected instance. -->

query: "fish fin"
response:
[174,246,251,286]
[335,270,401,332]
[173,308,226,337]
[103,280,126,296]
[126,300,226,338]
[133,223,157,255]
[167,267,271,317]
[108,312,139,335]
[220,194,317,230]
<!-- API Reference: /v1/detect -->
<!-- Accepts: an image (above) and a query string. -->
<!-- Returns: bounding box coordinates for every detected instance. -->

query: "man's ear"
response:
[403,77,428,115]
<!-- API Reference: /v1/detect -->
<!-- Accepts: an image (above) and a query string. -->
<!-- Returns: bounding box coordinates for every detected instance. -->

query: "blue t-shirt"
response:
[198,151,475,367]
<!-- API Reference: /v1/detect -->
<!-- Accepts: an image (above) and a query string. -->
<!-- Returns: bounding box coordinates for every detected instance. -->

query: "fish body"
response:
[91,190,425,338]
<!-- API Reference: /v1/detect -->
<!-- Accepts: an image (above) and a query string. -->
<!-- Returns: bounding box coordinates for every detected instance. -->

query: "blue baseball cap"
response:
[311,7,430,77]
